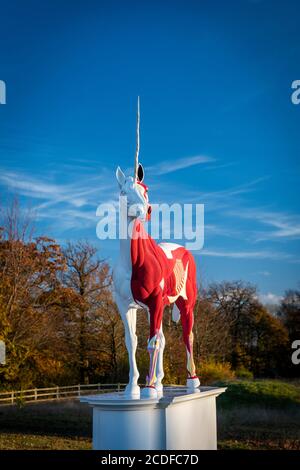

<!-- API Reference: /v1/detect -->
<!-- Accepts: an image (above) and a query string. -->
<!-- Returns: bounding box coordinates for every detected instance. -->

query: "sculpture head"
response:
[116,97,152,221]
[116,163,152,222]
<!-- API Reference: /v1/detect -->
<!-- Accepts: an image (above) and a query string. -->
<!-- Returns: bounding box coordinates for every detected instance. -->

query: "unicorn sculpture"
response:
[113,98,200,398]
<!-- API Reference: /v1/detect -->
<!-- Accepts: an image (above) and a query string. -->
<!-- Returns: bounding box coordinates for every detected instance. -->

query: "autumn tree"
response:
[206,281,260,368]
[249,305,289,377]
[61,241,124,384]
[0,201,67,388]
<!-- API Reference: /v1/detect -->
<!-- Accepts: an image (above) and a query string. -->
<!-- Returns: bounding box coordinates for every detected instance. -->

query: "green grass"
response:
[216,379,300,450]
[0,379,299,450]
[216,379,300,408]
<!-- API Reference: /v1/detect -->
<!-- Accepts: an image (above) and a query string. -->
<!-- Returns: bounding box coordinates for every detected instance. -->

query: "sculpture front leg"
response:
[123,306,140,397]
[115,291,140,398]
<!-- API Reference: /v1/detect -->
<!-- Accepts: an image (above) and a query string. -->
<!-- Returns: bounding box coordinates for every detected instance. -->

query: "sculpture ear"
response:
[137,163,144,182]
[116,166,126,187]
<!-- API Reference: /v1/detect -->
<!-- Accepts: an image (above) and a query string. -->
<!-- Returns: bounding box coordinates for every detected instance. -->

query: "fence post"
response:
[56,386,59,399]
[78,384,81,397]
[117,383,120,392]
[34,388,37,401]
[11,391,14,404]
[98,383,100,391]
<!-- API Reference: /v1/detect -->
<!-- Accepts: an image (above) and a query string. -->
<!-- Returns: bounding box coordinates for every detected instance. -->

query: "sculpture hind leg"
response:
[176,296,200,389]
[155,326,165,394]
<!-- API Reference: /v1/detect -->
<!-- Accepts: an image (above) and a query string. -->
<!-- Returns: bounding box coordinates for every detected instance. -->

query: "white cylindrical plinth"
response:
[80,386,226,450]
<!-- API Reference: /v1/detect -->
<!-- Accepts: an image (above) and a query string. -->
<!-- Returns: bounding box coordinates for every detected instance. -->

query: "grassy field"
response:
[217,379,300,449]
[0,379,299,450]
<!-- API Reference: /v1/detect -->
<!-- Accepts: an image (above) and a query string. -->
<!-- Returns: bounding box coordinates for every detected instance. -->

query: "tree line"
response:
[0,202,299,389]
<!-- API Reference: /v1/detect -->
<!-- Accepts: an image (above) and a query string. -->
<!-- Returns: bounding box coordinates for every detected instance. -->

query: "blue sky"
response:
[0,0,299,303]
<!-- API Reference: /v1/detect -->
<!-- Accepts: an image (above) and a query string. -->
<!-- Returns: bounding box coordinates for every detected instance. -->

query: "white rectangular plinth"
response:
[80,386,226,450]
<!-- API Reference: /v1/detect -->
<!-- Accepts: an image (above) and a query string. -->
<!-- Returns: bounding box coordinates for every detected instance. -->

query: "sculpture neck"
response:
[119,216,148,269]
[119,216,144,268]
[119,215,130,267]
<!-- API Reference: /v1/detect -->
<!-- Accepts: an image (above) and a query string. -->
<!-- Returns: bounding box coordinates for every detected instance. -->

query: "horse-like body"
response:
[113,167,200,398]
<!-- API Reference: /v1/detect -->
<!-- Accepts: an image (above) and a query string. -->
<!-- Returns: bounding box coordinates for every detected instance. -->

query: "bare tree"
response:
[279,288,300,341]
[206,281,260,368]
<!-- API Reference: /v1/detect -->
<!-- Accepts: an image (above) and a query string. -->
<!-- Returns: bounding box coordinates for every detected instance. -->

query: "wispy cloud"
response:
[203,161,239,171]
[205,224,243,239]
[0,168,115,209]
[36,208,99,232]
[201,176,270,199]
[0,171,64,200]
[147,155,214,175]
[146,175,270,220]
[0,167,117,234]
[199,248,296,261]
[227,208,300,240]
[177,176,270,216]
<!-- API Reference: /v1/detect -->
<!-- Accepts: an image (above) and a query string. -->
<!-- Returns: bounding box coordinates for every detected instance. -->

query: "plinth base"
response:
[80,386,226,450]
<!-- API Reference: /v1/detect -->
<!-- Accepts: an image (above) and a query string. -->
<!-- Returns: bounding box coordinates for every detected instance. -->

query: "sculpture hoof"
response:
[124,384,140,398]
[155,383,163,398]
[141,386,158,399]
[186,376,200,389]
[154,383,163,393]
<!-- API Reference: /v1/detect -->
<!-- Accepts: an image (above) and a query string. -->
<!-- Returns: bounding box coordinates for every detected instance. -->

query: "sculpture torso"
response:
[131,220,192,307]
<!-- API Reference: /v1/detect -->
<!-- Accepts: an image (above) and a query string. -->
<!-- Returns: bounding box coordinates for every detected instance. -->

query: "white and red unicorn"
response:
[113,99,200,398]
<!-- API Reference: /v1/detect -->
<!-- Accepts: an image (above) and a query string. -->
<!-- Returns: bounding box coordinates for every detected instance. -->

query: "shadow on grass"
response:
[0,400,92,438]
